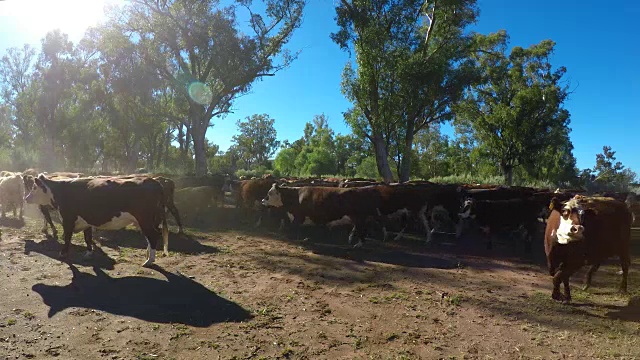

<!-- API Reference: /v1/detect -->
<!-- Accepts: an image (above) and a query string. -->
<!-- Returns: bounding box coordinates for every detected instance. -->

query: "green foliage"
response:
[455,37,576,185]
[355,156,380,180]
[333,0,502,182]
[580,146,637,192]
[273,147,298,176]
[232,114,280,169]
[117,0,305,175]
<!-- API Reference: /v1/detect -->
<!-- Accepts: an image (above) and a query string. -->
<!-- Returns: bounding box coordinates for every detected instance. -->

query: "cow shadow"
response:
[24,237,117,270]
[258,225,459,270]
[305,242,458,269]
[605,296,640,322]
[0,216,25,228]
[31,264,252,327]
[94,229,218,255]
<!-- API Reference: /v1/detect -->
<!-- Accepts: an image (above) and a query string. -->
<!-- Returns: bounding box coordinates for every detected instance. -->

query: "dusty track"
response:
[1,205,639,359]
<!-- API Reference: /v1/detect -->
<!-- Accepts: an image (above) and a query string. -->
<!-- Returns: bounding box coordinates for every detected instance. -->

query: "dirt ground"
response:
[1,204,640,360]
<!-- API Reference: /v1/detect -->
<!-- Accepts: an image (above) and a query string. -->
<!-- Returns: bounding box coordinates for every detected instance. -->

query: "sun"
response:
[0,0,125,42]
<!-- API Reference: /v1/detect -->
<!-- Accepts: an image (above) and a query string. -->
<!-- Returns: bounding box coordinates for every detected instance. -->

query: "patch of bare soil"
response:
[1,205,640,359]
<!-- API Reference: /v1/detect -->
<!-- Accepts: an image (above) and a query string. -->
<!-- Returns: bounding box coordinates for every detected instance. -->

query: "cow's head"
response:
[548,196,585,244]
[457,198,476,220]
[261,183,283,208]
[221,178,234,194]
[22,175,35,192]
[24,174,55,207]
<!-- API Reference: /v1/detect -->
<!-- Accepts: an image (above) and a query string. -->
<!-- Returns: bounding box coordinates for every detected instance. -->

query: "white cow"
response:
[0,174,25,219]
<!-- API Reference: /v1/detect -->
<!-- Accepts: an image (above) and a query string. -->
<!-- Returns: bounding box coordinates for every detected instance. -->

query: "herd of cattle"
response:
[0,169,639,304]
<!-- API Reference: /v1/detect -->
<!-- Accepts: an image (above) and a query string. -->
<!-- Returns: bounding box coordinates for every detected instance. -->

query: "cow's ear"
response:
[38,173,47,181]
[548,197,562,212]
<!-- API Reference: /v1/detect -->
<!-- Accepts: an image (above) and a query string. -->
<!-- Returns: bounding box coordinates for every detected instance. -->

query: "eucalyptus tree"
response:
[332,0,502,182]
[115,0,305,175]
[455,38,572,185]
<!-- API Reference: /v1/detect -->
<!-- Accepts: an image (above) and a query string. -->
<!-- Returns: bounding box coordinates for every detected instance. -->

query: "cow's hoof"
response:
[353,241,363,249]
[162,251,169,257]
[142,260,154,268]
[562,298,572,305]
[551,291,564,302]
[582,285,590,291]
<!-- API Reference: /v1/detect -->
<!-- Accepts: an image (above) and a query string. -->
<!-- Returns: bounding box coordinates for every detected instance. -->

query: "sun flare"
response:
[0,0,124,42]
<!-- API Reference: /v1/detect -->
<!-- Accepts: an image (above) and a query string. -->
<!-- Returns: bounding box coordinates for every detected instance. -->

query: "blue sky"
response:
[0,0,638,173]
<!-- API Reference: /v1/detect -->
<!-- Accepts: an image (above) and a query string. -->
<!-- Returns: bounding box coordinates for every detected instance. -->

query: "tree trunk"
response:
[399,121,416,183]
[192,122,208,176]
[127,135,140,173]
[502,164,513,185]
[372,134,394,183]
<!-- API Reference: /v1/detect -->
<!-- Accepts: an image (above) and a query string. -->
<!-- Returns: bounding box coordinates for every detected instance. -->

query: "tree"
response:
[273,147,298,176]
[587,145,637,191]
[117,0,305,175]
[332,0,500,182]
[232,113,280,169]
[455,38,572,185]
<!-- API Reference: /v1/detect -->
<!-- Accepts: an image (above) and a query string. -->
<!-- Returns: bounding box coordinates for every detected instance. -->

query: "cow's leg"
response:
[348,225,356,245]
[619,254,630,293]
[19,201,24,220]
[418,204,433,243]
[483,228,493,250]
[41,206,58,239]
[582,263,601,291]
[352,222,367,248]
[83,228,94,258]
[141,226,160,268]
[562,278,571,303]
[551,269,564,301]
[166,202,184,234]
[60,220,75,259]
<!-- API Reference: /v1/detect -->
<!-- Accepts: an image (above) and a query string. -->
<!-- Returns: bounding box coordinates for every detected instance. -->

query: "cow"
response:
[544,195,632,303]
[173,174,230,207]
[625,193,639,226]
[24,174,169,267]
[230,178,287,228]
[23,173,83,239]
[86,174,184,234]
[375,183,464,243]
[339,180,383,188]
[0,173,25,219]
[457,196,549,253]
[173,186,218,223]
[261,184,382,247]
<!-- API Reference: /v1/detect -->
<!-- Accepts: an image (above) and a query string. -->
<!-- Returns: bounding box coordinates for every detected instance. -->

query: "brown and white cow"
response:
[261,184,382,247]
[544,195,632,303]
[25,174,169,267]
[0,173,25,219]
[23,172,83,238]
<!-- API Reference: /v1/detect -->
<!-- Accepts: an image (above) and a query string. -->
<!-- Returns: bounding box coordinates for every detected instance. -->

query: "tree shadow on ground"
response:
[0,216,25,228]
[24,237,116,270]
[94,229,218,255]
[31,264,252,327]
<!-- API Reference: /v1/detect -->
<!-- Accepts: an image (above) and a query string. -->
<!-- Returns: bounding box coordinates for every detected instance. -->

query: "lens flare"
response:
[188,82,213,105]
